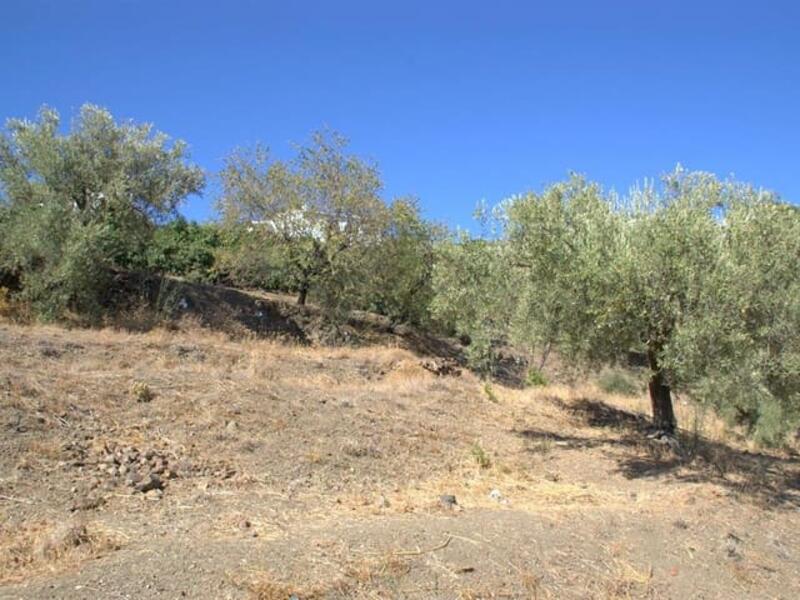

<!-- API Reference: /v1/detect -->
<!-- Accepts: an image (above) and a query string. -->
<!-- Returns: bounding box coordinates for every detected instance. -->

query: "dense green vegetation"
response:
[147,217,221,283]
[1,104,798,444]
[432,171,800,443]
[216,132,438,322]
[0,105,204,318]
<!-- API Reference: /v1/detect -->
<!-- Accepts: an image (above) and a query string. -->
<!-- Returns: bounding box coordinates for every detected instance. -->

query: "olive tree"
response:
[667,196,800,443]
[147,217,221,283]
[432,233,518,372]
[435,169,800,441]
[0,105,204,319]
[218,131,389,317]
[368,197,441,325]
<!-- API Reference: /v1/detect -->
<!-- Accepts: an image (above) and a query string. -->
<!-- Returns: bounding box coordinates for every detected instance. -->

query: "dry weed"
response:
[603,559,654,599]
[0,519,121,584]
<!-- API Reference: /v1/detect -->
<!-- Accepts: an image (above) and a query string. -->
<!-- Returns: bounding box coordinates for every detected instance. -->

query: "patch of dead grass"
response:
[237,553,412,600]
[0,519,122,584]
[603,559,655,599]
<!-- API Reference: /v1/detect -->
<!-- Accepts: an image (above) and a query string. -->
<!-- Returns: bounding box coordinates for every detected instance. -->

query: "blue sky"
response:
[2,1,799,227]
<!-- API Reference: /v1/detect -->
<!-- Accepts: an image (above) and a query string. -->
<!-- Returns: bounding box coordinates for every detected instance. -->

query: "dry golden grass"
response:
[0,520,122,584]
[603,559,655,599]
[0,287,11,318]
[2,319,799,599]
[238,553,411,600]
[238,572,333,600]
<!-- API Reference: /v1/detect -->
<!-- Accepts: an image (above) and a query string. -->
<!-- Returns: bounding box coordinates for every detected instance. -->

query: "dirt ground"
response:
[1,321,799,599]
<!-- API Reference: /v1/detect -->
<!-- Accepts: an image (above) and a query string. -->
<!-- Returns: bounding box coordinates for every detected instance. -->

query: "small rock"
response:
[439,494,458,509]
[226,420,238,433]
[238,519,251,530]
[135,474,164,493]
[376,495,391,509]
[725,532,743,560]
[70,496,105,512]
[419,358,462,377]
[145,488,163,501]
[488,489,503,502]
[174,459,194,476]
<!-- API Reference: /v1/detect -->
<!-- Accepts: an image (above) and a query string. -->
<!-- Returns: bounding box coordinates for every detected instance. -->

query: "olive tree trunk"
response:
[647,348,677,433]
[297,284,309,306]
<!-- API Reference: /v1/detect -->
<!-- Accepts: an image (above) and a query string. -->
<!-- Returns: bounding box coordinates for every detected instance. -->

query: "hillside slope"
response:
[1,323,799,599]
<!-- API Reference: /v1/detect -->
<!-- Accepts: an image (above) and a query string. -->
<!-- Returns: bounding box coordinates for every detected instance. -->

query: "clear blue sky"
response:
[2,1,799,226]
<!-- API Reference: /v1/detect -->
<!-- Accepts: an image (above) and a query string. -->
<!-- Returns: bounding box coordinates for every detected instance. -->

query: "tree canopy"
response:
[1,103,797,445]
[0,104,204,318]
[434,169,800,442]
[217,131,436,322]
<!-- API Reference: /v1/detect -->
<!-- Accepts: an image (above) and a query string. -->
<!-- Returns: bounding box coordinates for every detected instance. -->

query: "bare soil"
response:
[1,320,799,599]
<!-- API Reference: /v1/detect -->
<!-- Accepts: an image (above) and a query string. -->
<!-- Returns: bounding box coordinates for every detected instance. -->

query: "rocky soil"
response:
[1,322,799,599]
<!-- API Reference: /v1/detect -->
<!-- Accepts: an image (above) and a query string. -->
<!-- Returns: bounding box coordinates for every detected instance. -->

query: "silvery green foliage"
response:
[219,131,433,322]
[368,197,441,325]
[431,231,519,373]
[668,195,800,444]
[435,168,799,443]
[218,132,385,315]
[0,105,204,319]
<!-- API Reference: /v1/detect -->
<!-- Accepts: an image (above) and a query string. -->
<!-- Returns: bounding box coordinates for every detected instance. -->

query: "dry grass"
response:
[239,553,412,600]
[603,559,655,599]
[2,319,799,598]
[241,573,334,600]
[0,520,121,584]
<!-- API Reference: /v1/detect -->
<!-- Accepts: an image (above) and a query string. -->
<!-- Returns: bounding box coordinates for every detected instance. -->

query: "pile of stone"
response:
[419,357,462,377]
[97,446,177,493]
[60,438,236,496]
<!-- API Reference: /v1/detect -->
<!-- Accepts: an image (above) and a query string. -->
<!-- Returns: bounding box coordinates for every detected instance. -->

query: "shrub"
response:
[483,382,499,403]
[147,218,221,283]
[470,442,491,469]
[130,382,155,403]
[525,368,548,387]
[0,105,204,321]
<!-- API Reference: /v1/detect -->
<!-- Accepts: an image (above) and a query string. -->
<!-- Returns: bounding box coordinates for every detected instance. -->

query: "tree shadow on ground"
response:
[105,272,475,363]
[514,396,800,509]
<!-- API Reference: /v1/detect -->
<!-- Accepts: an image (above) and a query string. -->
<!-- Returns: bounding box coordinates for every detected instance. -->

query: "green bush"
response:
[483,381,499,403]
[0,105,204,321]
[525,368,549,387]
[147,217,220,283]
[470,442,491,469]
